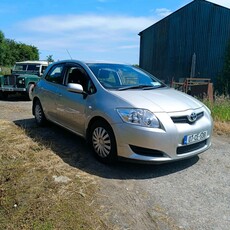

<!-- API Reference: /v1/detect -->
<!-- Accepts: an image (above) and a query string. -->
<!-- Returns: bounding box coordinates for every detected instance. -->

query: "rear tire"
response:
[89,120,117,163]
[34,100,46,126]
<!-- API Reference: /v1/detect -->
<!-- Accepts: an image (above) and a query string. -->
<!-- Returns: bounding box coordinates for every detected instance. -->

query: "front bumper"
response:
[112,109,213,163]
[0,86,26,92]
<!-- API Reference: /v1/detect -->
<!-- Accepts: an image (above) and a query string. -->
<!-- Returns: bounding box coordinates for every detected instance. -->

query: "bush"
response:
[0,66,11,75]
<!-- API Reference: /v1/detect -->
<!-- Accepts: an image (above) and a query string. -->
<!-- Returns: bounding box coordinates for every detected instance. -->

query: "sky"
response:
[1,0,230,64]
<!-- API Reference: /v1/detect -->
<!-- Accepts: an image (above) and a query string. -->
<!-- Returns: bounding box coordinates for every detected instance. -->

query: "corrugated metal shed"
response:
[139,0,230,84]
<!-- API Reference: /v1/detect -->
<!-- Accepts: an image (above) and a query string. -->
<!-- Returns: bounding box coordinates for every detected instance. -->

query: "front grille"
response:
[171,112,204,124]
[177,139,207,155]
[130,145,164,157]
[3,75,17,85]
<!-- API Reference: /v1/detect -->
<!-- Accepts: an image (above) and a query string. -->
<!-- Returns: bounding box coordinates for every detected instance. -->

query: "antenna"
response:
[66,49,72,59]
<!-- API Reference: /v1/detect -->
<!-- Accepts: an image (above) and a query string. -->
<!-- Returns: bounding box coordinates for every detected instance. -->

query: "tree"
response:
[4,39,20,65]
[0,30,39,66]
[18,43,39,61]
[46,55,54,64]
[0,31,6,65]
[216,41,230,95]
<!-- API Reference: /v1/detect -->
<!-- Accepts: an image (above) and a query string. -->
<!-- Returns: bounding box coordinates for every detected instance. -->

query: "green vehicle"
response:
[0,61,49,100]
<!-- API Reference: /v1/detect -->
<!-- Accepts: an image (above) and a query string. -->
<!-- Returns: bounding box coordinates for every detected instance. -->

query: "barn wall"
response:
[139,0,230,84]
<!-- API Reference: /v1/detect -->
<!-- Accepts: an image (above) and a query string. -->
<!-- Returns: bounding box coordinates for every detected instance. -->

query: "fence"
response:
[172,78,213,102]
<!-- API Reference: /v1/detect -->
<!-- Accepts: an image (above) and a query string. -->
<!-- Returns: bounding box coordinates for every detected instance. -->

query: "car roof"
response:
[49,59,130,66]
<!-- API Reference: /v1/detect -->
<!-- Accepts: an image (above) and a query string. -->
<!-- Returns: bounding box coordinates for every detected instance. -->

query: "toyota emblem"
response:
[188,112,197,123]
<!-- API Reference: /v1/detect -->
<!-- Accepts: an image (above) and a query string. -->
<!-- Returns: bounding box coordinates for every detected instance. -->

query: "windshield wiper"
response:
[118,84,162,91]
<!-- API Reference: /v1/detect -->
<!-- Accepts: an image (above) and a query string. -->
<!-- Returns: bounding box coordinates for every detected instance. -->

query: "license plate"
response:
[183,131,208,145]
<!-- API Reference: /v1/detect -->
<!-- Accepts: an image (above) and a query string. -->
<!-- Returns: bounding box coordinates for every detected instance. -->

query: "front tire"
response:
[27,84,35,101]
[90,120,117,163]
[34,100,46,126]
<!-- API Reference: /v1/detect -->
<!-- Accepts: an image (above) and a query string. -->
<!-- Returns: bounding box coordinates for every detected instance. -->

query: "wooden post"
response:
[207,83,213,103]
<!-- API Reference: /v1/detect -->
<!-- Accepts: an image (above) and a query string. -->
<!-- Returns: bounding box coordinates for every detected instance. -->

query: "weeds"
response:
[203,95,230,122]
[202,94,230,135]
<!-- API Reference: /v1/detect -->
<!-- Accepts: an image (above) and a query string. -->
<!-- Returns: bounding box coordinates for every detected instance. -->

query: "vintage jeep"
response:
[0,61,49,100]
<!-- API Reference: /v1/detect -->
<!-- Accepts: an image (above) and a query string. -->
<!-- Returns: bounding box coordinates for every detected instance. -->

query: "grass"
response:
[203,95,230,135]
[0,120,107,230]
[204,95,230,122]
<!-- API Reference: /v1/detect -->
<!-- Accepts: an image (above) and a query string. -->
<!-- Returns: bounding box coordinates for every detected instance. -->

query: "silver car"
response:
[32,60,213,163]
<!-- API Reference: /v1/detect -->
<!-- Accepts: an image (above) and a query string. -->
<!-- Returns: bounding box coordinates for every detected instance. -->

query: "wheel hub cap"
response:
[92,127,111,158]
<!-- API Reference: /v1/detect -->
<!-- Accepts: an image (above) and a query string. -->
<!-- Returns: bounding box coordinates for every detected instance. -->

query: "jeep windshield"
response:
[13,64,40,75]
[87,63,166,90]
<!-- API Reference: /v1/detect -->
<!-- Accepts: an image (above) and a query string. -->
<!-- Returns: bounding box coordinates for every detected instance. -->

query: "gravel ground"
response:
[0,97,229,230]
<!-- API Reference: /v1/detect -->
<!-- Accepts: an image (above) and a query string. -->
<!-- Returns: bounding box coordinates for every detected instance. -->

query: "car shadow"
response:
[0,94,30,102]
[14,118,199,180]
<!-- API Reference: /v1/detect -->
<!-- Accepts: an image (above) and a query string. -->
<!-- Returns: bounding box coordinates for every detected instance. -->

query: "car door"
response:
[41,63,66,122]
[56,64,94,136]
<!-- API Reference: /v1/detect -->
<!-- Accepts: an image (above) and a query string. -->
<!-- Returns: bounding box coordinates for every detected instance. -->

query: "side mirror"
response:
[67,83,84,94]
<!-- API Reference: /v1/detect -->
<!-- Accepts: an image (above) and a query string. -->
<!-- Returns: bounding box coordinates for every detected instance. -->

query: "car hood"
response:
[110,88,203,113]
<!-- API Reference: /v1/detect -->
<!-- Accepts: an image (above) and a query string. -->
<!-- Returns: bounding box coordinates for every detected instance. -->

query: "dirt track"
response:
[0,97,229,230]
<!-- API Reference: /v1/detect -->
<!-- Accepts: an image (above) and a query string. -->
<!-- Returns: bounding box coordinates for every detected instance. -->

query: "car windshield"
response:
[87,63,166,90]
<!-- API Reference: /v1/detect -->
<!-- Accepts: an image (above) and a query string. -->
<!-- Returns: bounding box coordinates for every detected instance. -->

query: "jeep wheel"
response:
[27,84,35,101]
[34,100,46,126]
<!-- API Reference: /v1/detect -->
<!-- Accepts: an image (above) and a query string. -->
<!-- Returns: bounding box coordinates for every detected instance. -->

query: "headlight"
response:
[18,78,25,84]
[117,108,160,128]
